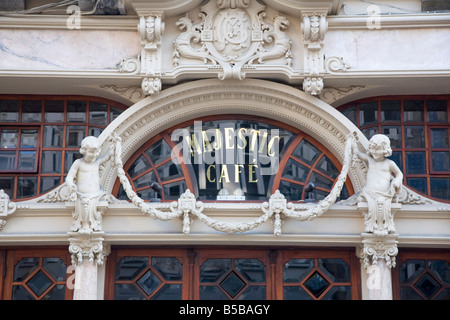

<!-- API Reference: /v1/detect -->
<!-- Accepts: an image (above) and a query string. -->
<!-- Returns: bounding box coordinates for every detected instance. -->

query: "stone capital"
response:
[359,232,399,269]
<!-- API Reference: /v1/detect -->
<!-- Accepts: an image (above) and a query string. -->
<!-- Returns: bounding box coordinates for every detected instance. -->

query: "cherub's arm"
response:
[389,160,403,194]
[97,150,111,166]
[66,159,80,191]
[356,150,370,163]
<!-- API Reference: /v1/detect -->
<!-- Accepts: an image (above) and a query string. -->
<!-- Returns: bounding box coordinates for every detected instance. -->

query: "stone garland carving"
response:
[172,0,293,80]
[0,189,16,231]
[110,131,359,235]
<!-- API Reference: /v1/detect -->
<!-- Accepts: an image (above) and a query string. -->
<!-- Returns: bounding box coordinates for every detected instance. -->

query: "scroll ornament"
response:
[110,131,360,235]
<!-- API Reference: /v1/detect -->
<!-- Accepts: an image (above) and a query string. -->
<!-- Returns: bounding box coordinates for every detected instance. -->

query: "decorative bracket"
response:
[0,189,17,231]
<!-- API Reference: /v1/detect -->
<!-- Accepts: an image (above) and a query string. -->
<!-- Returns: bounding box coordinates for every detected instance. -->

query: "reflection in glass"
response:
[304,272,330,298]
[43,126,63,148]
[115,257,148,281]
[237,286,266,300]
[432,152,450,172]
[382,126,402,149]
[318,259,350,282]
[316,156,339,179]
[0,177,14,197]
[430,128,449,148]
[66,126,85,147]
[430,178,450,200]
[44,100,64,122]
[67,101,86,122]
[279,180,303,201]
[405,152,426,174]
[27,270,52,296]
[89,102,108,126]
[151,284,182,300]
[362,127,378,140]
[152,257,183,281]
[22,100,41,122]
[128,155,150,177]
[43,258,67,282]
[42,151,62,173]
[380,100,400,122]
[156,161,183,182]
[199,286,228,300]
[283,259,314,283]
[14,257,40,281]
[1,129,18,148]
[18,151,36,171]
[399,259,425,284]
[235,259,265,283]
[0,151,16,171]
[200,259,231,283]
[427,100,447,122]
[292,140,320,165]
[282,159,308,182]
[145,139,172,165]
[359,102,378,125]
[133,171,154,189]
[12,286,35,300]
[404,100,424,122]
[20,130,38,148]
[0,100,19,122]
[283,286,313,300]
[428,260,450,285]
[40,176,61,194]
[163,180,187,200]
[64,151,82,173]
[17,177,37,198]
[137,270,162,295]
[415,273,442,299]
[308,172,333,190]
[322,286,351,300]
[404,126,425,148]
[220,271,246,297]
[114,284,146,300]
[43,284,66,300]
[406,177,427,194]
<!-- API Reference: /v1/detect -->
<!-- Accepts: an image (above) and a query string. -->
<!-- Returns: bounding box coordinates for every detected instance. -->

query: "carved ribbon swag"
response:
[109,132,359,235]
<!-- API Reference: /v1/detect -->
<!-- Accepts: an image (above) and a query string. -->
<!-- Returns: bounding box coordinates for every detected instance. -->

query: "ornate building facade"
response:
[0,0,449,301]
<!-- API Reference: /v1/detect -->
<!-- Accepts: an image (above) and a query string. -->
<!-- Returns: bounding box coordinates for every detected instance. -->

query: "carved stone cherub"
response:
[357,134,403,236]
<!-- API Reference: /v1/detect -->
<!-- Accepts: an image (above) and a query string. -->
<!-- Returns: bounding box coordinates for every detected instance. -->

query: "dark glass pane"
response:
[67,101,86,122]
[382,126,402,149]
[235,259,266,283]
[315,189,330,201]
[137,270,162,296]
[322,286,351,300]
[428,260,450,285]
[145,139,172,165]
[405,126,425,148]
[400,286,423,300]
[44,100,64,122]
[128,155,151,177]
[400,259,425,284]
[237,286,266,300]
[362,127,379,140]
[359,101,378,126]
[405,151,426,174]
[0,100,19,122]
[136,188,158,201]
[17,177,37,198]
[156,161,183,182]
[152,257,182,281]
[20,130,38,148]
[133,171,154,189]
[114,284,146,300]
[27,270,53,297]
[1,129,18,148]
[110,106,123,121]
[431,128,449,148]
[22,100,41,122]
[380,100,401,122]
[43,126,63,148]
[435,289,450,300]
[163,180,187,200]
[89,127,103,137]
[43,258,67,282]
[308,172,333,190]
[18,151,36,171]
[42,284,66,300]
[151,284,182,300]
[315,156,339,179]
[199,286,228,300]
[40,177,61,194]
[406,177,427,194]
[283,259,314,283]
[115,257,148,281]
[41,151,62,173]
[432,152,450,172]
[427,100,447,122]
[0,177,14,197]
[404,100,424,122]
[220,271,246,298]
[283,286,313,300]
[66,126,85,148]
[279,180,303,201]
[390,151,403,172]
[319,258,350,282]
[415,273,442,299]
[14,257,40,281]
[12,286,35,300]
[200,259,231,283]
[341,106,356,124]
[430,178,450,200]
[282,159,309,182]
[64,151,82,173]
[89,102,108,126]
[304,272,330,298]
[0,151,16,171]
[292,140,320,165]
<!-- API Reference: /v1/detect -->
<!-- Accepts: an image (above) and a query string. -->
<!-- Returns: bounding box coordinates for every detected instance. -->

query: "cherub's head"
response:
[368,134,392,161]
[80,136,101,163]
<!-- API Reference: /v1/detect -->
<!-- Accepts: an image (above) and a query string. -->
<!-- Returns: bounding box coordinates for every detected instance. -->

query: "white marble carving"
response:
[0,189,16,231]
[172,0,293,80]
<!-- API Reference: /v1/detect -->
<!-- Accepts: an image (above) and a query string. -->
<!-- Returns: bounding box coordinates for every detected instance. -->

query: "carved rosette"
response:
[0,189,17,231]
[359,233,399,269]
[172,0,293,80]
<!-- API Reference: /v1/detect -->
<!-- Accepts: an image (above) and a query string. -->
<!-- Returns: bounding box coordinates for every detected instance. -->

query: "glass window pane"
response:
[0,151,16,171]
[0,177,14,197]
[14,257,40,281]
[341,106,356,124]
[406,177,427,194]
[89,102,108,126]
[199,285,228,300]
[110,106,123,121]
[359,101,378,126]
[133,171,154,189]
[89,127,103,137]
[163,180,187,200]
[430,178,450,200]
[292,140,320,165]
[405,126,425,148]
[404,100,424,122]
[238,286,266,300]
[64,151,82,173]
[17,177,37,198]
[380,100,400,122]
[145,139,172,165]
[432,152,450,172]
[151,284,182,300]
[44,100,64,122]
[427,100,447,122]
[128,155,151,177]
[308,172,334,190]
[200,259,231,283]
[382,126,402,149]
[315,156,339,179]
[18,151,36,171]
[43,284,66,300]
[40,177,61,193]
[22,100,41,122]
[0,100,19,122]
[362,127,379,140]
[66,126,85,147]
[430,128,449,148]
[282,159,309,182]
[1,129,18,148]
[319,258,350,282]
[279,180,303,201]
[20,130,38,148]
[390,151,403,172]
[114,284,146,300]
[283,259,314,283]
[283,286,313,300]
[12,285,35,300]
[152,257,183,281]
[26,270,53,296]
[43,126,63,148]
[428,260,450,285]
[115,257,148,281]
[41,151,62,173]
[157,161,183,182]
[405,151,426,174]
[136,270,161,295]
[322,286,351,300]
[67,101,86,122]
[235,259,266,283]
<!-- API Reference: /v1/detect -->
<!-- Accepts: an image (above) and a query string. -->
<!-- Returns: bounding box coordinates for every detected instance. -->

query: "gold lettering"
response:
[249,129,259,152]
[224,127,235,150]
[206,164,216,183]
[234,164,244,183]
[267,136,280,157]
[186,134,202,155]
[211,129,222,150]
[219,165,230,183]
[249,164,258,183]
[258,131,268,154]
[202,131,213,152]
[237,128,247,149]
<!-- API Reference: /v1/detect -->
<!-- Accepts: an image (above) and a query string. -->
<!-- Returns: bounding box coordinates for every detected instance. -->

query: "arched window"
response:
[0,96,127,201]
[338,96,450,202]
[114,116,353,202]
